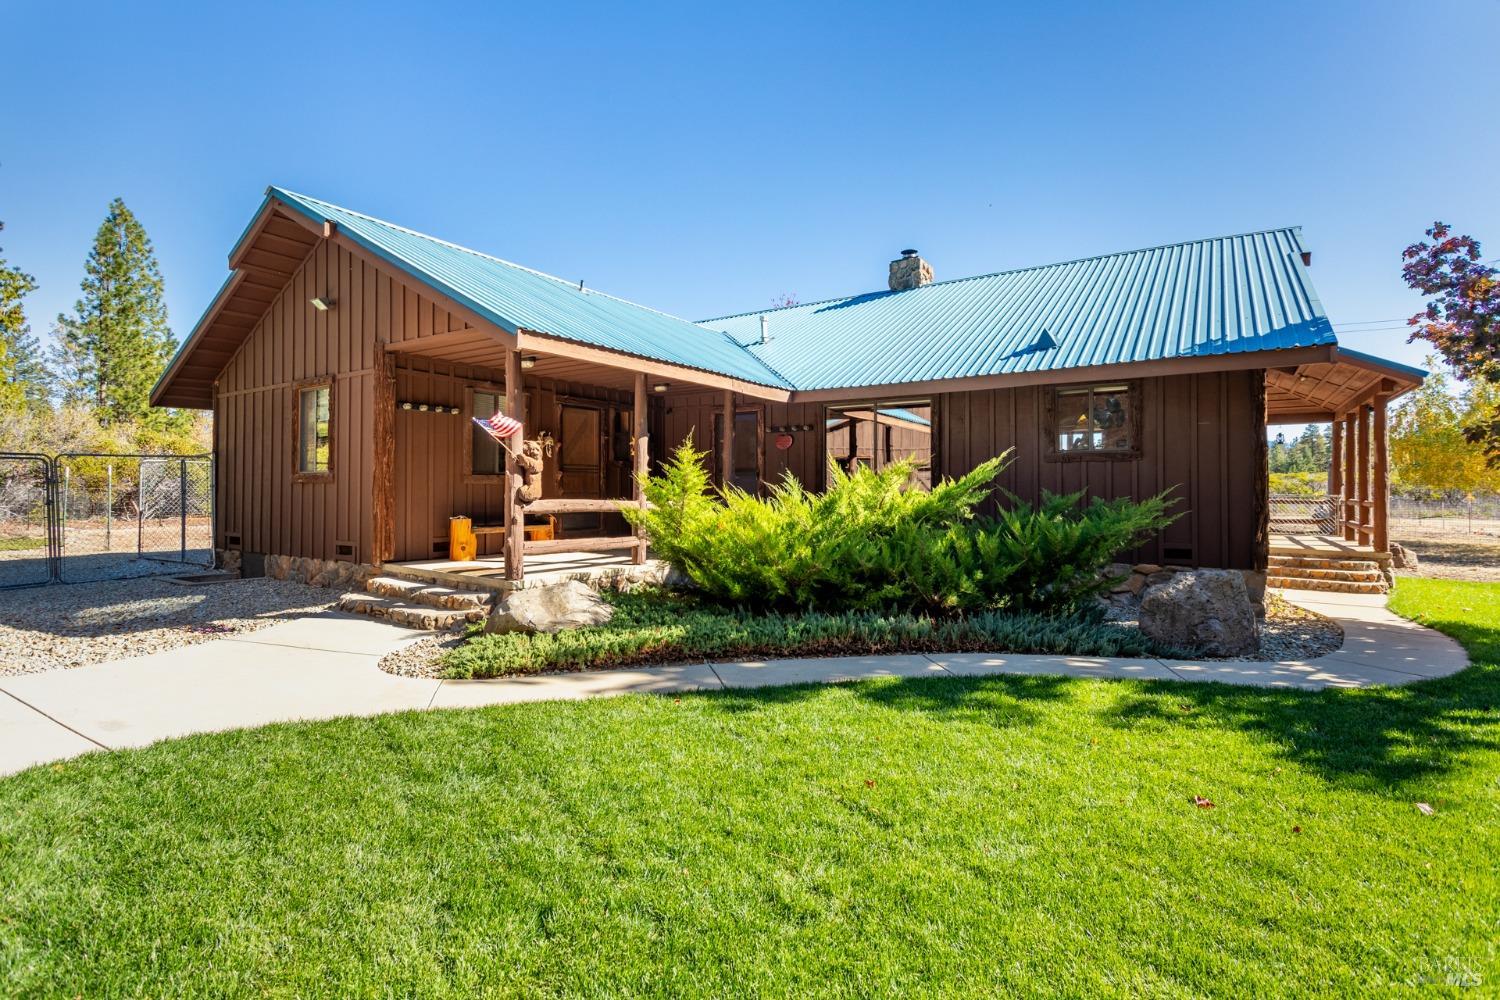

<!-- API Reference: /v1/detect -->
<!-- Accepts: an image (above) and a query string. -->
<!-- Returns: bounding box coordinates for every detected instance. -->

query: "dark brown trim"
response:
[291,376,335,483]
[1252,371,1269,573]
[1042,380,1143,462]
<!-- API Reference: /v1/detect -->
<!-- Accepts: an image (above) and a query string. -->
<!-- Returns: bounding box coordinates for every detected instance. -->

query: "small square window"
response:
[296,383,332,476]
[1049,383,1137,459]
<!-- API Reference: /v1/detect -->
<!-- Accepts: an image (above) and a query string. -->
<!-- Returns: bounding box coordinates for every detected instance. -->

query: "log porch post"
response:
[633,372,648,565]
[1341,410,1357,541]
[1355,403,1371,547]
[1373,393,1390,553]
[720,388,734,490]
[1328,417,1343,520]
[503,347,525,581]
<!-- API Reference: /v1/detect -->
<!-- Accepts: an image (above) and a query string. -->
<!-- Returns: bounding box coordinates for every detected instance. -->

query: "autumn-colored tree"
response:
[1389,359,1500,496]
[1402,222,1500,464]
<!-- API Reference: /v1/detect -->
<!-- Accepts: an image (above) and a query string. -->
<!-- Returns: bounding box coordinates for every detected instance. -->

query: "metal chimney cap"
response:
[900,249,919,258]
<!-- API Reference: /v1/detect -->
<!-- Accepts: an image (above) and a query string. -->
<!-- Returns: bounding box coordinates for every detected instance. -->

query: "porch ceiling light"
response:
[520,355,538,369]
[310,296,335,312]
[652,383,669,393]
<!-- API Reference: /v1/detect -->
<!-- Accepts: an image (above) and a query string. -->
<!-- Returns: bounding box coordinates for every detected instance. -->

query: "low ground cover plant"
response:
[625,440,1178,615]
[441,587,1154,678]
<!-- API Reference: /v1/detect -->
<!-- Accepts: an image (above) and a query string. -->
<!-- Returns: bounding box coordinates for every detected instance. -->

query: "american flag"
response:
[473,412,523,441]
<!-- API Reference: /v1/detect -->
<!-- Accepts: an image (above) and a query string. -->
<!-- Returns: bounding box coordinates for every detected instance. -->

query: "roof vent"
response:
[889,250,933,291]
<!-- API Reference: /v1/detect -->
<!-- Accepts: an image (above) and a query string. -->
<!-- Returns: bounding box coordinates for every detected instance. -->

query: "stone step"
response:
[1263,565,1383,583]
[1266,575,1388,595]
[337,593,486,630]
[1266,554,1380,569]
[363,575,492,611]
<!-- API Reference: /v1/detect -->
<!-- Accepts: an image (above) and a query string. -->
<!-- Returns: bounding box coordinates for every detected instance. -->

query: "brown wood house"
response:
[152,188,1424,593]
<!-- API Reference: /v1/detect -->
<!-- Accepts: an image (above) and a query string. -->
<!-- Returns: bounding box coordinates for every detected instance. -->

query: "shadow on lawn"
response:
[710,670,1075,731]
[702,620,1500,791]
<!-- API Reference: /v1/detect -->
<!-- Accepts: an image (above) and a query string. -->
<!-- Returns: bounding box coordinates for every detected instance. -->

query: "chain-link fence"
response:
[0,453,59,589]
[1391,494,1500,538]
[1268,493,1339,534]
[0,453,213,588]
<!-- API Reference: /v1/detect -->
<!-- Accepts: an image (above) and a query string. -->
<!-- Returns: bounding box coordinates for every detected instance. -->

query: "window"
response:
[826,400,933,486]
[469,389,505,477]
[295,381,332,477]
[1050,383,1137,458]
[714,410,762,493]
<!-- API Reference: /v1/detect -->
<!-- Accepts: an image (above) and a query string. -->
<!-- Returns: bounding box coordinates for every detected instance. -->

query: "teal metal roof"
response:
[702,227,1336,390]
[1335,346,1427,381]
[269,188,791,388]
[178,190,1399,403]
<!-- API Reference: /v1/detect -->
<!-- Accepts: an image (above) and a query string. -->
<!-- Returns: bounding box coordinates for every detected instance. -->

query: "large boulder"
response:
[1139,569,1259,657]
[484,580,614,635]
[1390,542,1419,570]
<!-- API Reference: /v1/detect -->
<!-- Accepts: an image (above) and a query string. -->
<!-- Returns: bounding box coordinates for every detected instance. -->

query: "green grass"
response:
[1,579,1497,996]
[0,535,47,551]
[442,588,1155,678]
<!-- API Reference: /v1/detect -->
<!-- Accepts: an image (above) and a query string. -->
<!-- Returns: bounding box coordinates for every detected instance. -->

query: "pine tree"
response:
[0,220,50,413]
[51,199,178,425]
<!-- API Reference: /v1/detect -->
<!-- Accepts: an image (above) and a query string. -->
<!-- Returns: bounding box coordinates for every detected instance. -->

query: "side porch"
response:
[1264,348,1423,592]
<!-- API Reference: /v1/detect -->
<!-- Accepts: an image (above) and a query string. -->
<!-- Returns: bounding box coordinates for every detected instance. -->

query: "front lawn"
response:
[1,579,1496,996]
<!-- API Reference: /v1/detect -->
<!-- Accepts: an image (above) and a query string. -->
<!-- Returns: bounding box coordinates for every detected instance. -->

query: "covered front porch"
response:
[378,318,789,584]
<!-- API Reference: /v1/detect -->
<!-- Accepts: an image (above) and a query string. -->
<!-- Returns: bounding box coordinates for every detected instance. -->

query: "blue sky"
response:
[5,0,1496,385]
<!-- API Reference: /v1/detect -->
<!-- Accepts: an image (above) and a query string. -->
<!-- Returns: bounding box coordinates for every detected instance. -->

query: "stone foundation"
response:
[215,549,243,574]
[263,553,377,590]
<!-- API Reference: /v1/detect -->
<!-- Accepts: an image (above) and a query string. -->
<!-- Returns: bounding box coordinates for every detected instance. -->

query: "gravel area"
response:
[0,576,338,676]
[1391,531,1500,583]
[380,631,467,679]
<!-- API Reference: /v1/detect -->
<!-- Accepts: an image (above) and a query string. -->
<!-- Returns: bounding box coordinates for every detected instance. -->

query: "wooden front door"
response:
[559,404,604,499]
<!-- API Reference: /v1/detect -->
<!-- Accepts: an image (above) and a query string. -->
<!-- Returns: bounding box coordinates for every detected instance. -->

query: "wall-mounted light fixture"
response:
[310,296,335,312]
[652,383,669,393]
[520,355,538,370]
[536,429,556,458]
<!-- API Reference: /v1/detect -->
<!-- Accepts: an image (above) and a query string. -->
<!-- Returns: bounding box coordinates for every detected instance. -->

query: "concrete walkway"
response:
[0,590,1469,776]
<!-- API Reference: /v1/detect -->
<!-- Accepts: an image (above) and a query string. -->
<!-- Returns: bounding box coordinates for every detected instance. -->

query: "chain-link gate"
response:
[0,453,60,589]
[0,453,213,588]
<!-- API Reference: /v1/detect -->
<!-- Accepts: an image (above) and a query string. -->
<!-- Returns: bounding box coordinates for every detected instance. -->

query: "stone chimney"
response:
[888,249,933,291]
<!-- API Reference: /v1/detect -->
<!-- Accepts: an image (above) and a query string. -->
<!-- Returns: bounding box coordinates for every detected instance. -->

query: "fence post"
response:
[179,458,188,562]
[106,463,113,552]
[60,465,69,554]
[137,464,145,557]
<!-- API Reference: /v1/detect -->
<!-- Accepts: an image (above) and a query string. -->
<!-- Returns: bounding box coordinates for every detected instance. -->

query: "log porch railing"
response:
[503,368,653,581]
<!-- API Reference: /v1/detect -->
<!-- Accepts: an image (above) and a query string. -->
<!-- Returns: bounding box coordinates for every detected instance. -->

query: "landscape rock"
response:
[1390,542,1419,570]
[484,580,614,635]
[1139,568,1259,657]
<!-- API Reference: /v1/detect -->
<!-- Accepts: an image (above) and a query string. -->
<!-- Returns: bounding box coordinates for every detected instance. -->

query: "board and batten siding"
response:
[934,370,1266,569]
[214,240,484,565]
[658,370,1266,570]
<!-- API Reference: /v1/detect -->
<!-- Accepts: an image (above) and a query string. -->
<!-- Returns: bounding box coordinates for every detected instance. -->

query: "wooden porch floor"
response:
[388,550,668,593]
[1270,533,1390,563]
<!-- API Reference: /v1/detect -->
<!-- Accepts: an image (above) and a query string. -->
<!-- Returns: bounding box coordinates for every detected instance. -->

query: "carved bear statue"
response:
[516,438,546,504]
